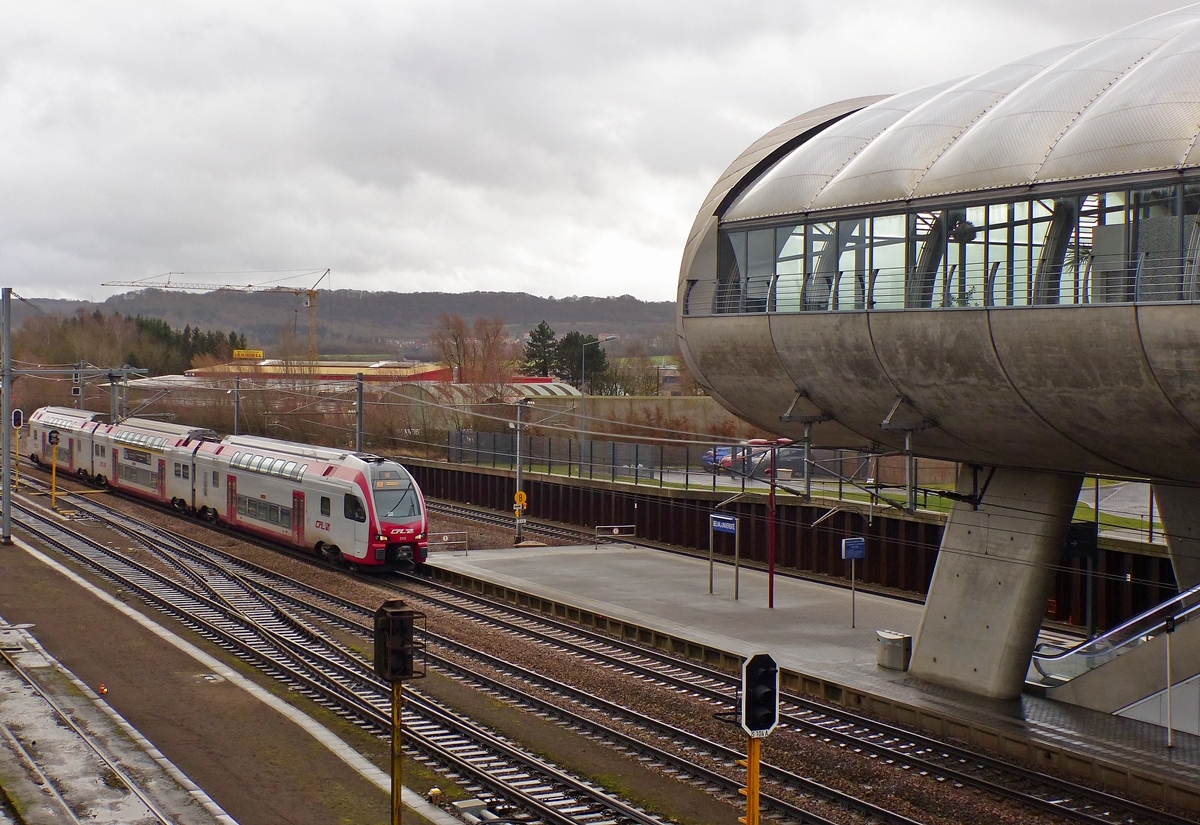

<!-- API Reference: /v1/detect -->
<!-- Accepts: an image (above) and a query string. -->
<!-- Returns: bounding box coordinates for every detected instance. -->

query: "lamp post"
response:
[579,335,617,476]
[514,397,531,544]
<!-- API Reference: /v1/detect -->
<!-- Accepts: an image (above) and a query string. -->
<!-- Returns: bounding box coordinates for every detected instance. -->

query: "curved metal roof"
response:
[725,5,1200,222]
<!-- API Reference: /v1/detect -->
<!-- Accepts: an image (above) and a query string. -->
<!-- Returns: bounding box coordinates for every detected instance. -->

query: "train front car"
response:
[367,460,428,568]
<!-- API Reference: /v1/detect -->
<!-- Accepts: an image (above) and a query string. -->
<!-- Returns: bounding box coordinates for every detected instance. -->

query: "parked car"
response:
[715,439,809,478]
[701,446,732,473]
[718,439,793,476]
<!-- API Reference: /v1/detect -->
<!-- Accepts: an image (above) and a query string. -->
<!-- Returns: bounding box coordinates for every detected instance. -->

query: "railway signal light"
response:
[11,409,21,429]
[741,652,779,737]
[373,599,425,682]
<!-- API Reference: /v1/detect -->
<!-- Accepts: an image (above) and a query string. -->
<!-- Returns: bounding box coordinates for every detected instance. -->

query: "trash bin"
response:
[876,630,912,670]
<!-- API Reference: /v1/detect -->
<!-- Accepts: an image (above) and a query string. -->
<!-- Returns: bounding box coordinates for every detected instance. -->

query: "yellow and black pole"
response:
[392,681,403,824]
[737,736,761,825]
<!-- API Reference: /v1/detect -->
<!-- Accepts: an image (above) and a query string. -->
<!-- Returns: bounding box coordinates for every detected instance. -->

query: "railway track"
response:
[23,480,920,824]
[12,493,669,825]
[16,471,1197,825]
[0,645,177,825]
[425,499,599,544]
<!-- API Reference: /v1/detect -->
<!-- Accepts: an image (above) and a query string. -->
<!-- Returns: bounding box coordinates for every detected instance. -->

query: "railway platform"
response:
[0,617,233,825]
[427,542,1200,811]
[0,533,459,825]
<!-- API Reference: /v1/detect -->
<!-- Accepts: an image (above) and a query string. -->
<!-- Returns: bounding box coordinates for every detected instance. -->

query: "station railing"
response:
[445,430,882,496]
[689,254,1200,315]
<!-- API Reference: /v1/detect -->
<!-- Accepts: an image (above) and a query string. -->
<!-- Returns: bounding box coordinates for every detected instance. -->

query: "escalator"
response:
[1028,583,1200,729]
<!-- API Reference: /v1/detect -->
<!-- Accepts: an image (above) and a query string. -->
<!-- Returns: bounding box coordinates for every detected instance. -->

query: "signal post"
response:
[739,652,779,825]
[374,599,426,824]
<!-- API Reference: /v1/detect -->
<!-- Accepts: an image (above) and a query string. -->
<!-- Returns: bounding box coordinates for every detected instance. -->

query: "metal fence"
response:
[445,430,875,493]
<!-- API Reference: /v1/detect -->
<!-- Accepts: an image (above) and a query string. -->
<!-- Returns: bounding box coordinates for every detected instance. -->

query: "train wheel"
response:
[316,542,331,562]
[329,546,344,566]
[95,475,107,487]
[204,508,218,524]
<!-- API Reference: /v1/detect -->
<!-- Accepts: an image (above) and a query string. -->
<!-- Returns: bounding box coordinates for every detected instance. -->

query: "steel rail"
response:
[12,496,664,825]
[24,471,1196,825]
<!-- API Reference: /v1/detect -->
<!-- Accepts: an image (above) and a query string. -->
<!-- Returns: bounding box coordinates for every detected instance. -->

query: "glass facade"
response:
[686,179,1200,315]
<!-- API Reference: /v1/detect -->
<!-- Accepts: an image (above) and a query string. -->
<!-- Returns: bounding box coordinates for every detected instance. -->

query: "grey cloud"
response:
[0,1,1188,301]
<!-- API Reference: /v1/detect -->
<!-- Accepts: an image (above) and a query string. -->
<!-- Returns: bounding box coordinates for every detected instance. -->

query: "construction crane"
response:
[102,270,330,363]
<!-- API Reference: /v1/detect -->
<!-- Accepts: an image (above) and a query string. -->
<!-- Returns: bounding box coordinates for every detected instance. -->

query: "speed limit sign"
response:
[514,490,527,507]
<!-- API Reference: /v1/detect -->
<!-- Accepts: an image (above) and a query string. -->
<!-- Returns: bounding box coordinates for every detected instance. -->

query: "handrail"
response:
[1031,581,1200,683]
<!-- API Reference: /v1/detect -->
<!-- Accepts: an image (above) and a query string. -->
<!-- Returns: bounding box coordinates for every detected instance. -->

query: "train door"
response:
[68,437,75,472]
[157,459,166,501]
[292,491,305,547]
[227,475,237,523]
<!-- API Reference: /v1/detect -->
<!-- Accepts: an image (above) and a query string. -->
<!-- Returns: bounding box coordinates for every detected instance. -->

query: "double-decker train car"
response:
[27,406,428,569]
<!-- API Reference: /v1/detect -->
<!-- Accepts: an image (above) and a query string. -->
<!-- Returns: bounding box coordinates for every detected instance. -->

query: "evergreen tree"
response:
[522,321,558,377]
[556,331,610,390]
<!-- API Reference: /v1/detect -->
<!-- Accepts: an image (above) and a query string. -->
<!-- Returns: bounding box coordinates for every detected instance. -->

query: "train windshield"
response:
[371,465,420,520]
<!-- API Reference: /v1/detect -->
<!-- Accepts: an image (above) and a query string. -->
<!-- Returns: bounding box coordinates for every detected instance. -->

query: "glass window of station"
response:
[685,181,1200,315]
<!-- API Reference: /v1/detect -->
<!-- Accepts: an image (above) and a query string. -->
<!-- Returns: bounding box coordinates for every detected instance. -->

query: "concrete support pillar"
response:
[909,466,1082,699]
[1149,483,1200,592]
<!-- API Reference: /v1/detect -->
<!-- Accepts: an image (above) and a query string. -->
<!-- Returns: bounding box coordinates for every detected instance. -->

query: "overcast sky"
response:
[0,1,1188,302]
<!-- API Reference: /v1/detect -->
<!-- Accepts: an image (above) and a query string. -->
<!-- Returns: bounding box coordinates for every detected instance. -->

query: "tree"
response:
[556,331,610,390]
[606,342,658,396]
[430,313,519,385]
[522,321,558,377]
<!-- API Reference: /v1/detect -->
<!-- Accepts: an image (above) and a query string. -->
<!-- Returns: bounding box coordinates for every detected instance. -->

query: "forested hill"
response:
[15,289,677,356]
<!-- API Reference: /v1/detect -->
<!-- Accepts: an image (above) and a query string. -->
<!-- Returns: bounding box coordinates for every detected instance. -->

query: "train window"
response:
[237,496,247,515]
[344,494,366,522]
[174,463,182,478]
[282,461,297,478]
[296,464,308,481]
[213,471,219,487]
[248,456,265,471]
[281,507,291,525]
[182,465,190,480]
[320,496,331,516]
[269,504,280,523]
[271,459,286,476]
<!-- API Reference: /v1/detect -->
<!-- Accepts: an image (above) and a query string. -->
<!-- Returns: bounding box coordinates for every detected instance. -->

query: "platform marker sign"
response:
[711,514,737,535]
[708,513,741,599]
[840,537,866,559]
[841,537,865,628]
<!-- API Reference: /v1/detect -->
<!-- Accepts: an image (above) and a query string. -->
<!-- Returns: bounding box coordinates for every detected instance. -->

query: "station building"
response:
[677,7,1200,700]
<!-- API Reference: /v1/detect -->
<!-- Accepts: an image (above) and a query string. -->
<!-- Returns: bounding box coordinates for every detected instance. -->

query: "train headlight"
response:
[375,534,388,543]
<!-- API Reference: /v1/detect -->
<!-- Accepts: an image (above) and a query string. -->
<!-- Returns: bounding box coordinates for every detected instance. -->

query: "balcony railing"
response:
[685,254,1200,316]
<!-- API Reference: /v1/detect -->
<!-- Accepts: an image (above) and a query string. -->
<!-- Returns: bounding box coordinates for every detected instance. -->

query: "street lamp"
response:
[513,397,532,544]
[579,335,617,477]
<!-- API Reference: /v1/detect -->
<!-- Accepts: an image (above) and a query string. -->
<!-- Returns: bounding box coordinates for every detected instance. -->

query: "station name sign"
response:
[232,349,264,360]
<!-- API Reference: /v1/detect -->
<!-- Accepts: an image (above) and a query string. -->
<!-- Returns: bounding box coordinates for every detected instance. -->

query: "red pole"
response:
[768,443,776,608]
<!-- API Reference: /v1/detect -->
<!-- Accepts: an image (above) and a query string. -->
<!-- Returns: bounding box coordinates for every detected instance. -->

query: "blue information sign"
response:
[711,514,737,535]
[841,536,866,560]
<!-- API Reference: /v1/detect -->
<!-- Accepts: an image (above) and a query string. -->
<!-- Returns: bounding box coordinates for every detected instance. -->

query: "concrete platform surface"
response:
[429,544,1200,789]
[0,620,233,825]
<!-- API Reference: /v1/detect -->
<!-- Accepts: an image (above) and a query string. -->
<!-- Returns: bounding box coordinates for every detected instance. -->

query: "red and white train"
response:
[27,406,429,569]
